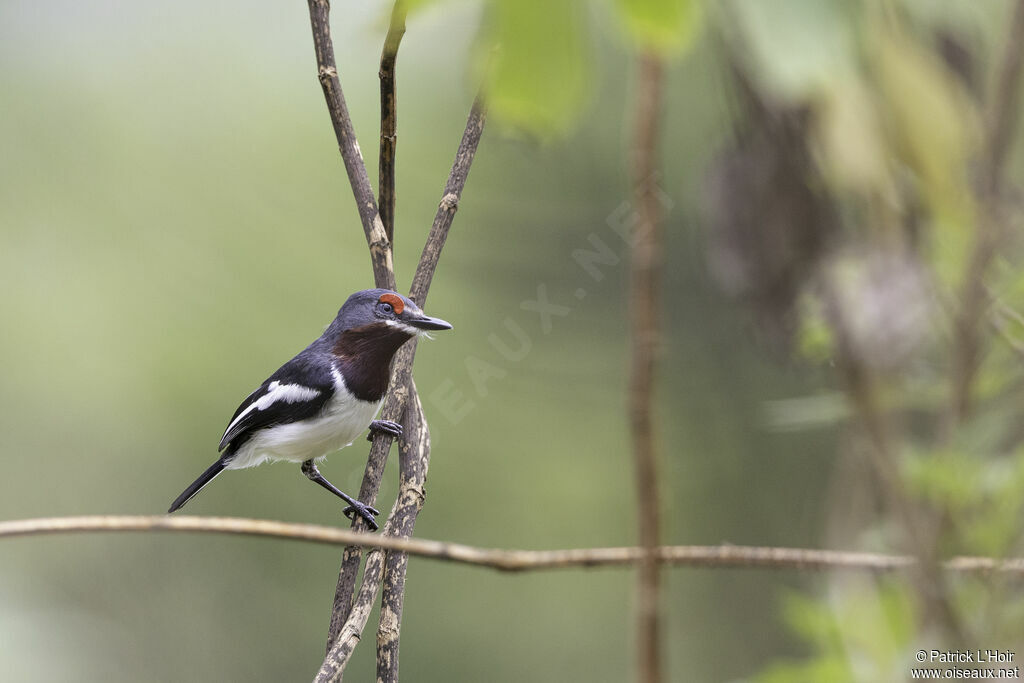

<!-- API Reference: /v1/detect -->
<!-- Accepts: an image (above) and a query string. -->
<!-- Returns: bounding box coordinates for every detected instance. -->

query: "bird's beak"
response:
[406,313,453,331]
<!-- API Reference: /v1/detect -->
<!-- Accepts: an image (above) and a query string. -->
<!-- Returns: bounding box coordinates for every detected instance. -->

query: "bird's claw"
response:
[343,501,381,530]
[367,419,403,441]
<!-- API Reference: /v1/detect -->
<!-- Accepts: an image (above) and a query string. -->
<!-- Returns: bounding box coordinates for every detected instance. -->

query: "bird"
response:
[167,288,452,531]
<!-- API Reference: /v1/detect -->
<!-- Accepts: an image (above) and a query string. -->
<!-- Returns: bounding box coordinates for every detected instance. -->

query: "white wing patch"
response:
[225,366,382,469]
[222,381,321,440]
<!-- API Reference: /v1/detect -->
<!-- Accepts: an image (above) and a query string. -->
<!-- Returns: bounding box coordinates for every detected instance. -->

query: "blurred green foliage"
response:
[484,0,589,135]
[613,0,701,54]
[715,0,1024,679]
[756,584,915,683]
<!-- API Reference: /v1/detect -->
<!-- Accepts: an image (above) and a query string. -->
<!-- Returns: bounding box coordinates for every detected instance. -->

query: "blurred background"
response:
[2,0,1024,681]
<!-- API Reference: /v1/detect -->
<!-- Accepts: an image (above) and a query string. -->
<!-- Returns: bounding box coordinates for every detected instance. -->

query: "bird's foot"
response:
[343,500,381,531]
[367,419,403,441]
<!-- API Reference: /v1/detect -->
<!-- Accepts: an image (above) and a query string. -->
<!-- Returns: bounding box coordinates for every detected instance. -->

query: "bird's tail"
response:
[168,460,227,513]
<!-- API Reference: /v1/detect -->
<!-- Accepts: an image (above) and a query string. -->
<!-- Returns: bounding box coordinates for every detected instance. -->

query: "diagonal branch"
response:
[307,0,395,290]
[6,515,1024,574]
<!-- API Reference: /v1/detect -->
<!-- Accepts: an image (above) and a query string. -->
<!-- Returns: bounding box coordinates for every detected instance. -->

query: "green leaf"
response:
[484,0,590,136]
[614,0,701,54]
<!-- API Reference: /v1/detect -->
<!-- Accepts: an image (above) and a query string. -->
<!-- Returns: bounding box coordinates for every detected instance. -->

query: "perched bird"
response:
[167,289,452,530]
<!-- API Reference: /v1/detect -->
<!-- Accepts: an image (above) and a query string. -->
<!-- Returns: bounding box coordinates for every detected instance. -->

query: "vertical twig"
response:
[378,1,407,245]
[948,0,1024,422]
[307,0,396,291]
[629,51,666,683]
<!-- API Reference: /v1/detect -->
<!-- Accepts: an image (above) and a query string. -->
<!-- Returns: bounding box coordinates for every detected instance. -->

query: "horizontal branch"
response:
[3,515,1024,574]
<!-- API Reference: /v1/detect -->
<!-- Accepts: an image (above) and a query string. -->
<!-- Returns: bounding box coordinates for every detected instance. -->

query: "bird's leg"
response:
[367,419,403,442]
[300,460,380,531]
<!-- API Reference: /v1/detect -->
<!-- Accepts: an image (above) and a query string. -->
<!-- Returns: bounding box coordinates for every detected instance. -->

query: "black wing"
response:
[218,354,336,452]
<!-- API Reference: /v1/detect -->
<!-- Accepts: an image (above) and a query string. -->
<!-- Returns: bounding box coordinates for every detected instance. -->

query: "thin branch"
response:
[307,0,395,290]
[629,51,666,683]
[318,507,399,682]
[5,515,1024,574]
[317,391,430,683]
[321,96,487,677]
[377,384,429,683]
[378,1,407,246]
[324,361,411,650]
[948,0,1024,422]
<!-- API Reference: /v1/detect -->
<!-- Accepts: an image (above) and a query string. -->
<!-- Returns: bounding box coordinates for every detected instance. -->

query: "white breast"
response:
[225,367,382,470]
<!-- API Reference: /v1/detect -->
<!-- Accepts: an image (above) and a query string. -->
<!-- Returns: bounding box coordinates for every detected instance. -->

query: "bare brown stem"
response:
[307,0,395,290]
[378,387,429,683]
[324,349,414,650]
[629,51,665,683]
[6,515,1024,574]
[378,1,407,246]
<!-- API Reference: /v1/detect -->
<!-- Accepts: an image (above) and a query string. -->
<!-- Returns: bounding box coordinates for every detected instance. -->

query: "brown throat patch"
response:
[332,322,413,401]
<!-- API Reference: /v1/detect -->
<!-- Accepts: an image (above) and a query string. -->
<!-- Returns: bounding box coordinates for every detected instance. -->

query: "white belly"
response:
[225,388,382,470]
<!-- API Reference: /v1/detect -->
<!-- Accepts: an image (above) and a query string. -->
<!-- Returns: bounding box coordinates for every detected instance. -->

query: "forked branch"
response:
[319,98,487,681]
[305,1,488,679]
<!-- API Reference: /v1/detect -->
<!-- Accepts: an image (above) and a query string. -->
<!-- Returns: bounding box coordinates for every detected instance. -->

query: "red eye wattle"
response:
[379,293,404,314]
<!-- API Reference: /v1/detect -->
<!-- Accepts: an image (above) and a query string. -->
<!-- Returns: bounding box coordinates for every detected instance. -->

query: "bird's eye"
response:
[378,302,394,315]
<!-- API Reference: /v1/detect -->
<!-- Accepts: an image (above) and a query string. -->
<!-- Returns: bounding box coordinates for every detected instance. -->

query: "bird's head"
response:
[333,289,453,336]
[321,290,451,401]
